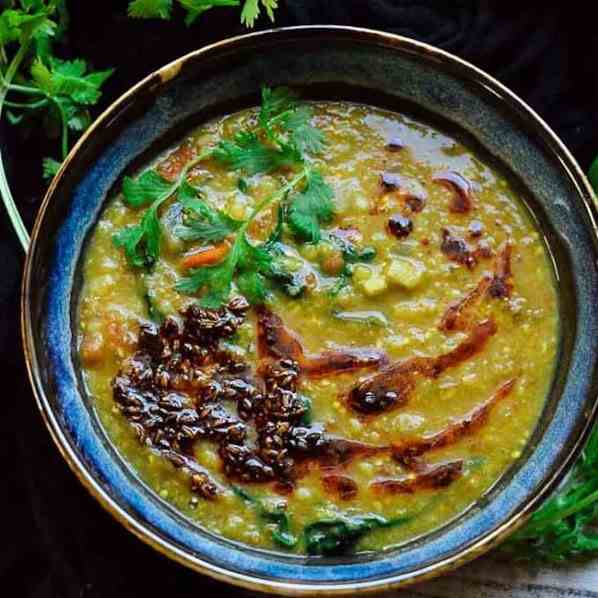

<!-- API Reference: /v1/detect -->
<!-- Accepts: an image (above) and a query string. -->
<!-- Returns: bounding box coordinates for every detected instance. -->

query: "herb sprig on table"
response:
[501,427,598,562]
[127,0,279,28]
[0,0,113,250]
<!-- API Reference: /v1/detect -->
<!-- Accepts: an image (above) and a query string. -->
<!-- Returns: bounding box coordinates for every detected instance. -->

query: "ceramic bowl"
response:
[21,26,598,595]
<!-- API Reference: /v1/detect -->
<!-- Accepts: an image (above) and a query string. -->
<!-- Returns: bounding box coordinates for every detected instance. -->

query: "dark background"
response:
[1,2,596,596]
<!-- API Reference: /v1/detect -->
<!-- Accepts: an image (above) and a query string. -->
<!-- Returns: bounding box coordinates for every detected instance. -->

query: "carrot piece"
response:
[181,242,230,269]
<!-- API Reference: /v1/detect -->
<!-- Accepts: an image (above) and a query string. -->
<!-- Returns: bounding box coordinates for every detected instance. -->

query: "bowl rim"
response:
[20,25,598,595]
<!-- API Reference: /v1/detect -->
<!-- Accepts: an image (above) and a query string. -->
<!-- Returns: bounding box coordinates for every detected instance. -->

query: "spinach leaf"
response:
[304,514,412,556]
[232,486,298,549]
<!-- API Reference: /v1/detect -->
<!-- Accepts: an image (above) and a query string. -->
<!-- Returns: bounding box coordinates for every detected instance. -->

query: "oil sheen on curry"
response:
[78,89,558,555]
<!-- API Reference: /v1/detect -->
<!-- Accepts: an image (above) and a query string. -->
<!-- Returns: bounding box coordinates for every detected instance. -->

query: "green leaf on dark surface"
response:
[42,156,61,179]
[179,0,240,25]
[30,56,114,105]
[287,169,334,242]
[128,0,173,19]
[240,0,278,27]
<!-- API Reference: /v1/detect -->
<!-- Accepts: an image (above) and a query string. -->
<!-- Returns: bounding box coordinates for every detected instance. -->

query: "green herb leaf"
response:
[175,181,242,242]
[128,0,173,19]
[238,233,273,273]
[240,0,278,27]
[113,167,186,268]
[500,426,598,562]
[176,240,238,306]
[280,105,325,155]
[304,514,411,556]
[113,223,148,268]
[213,131,300,175]
[0,8,55,47]
[236,270,268,304]
[232,485,298,549]
[42,156,61,179]
[30,56,114,105]
[122,170,173,208]
[259,85,296,135]
[287,169,334,242]
[179,0,240,25]
[177,232,273,306]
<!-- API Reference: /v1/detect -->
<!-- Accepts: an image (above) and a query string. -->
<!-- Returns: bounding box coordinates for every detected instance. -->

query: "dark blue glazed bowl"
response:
[21,26,598,594]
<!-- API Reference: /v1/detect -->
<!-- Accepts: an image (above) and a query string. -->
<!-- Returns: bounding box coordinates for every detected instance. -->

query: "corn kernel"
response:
[386,258,424,289]
[360,273,387,296]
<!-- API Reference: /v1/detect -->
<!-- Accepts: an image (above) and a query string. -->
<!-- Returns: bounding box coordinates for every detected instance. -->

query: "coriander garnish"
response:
[176,168,311,307]
[114,86,336,307]
[113,148,212,268]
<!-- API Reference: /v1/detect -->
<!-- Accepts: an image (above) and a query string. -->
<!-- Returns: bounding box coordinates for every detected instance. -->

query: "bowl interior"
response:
[23,27,598,594]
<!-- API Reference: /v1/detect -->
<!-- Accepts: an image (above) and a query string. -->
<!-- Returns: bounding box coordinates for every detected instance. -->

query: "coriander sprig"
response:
[0,0,65,249]
[113,148,213,268]
[501,427,598,562]
[127,0,279,28]
[213,86,324,176]
[176,168,310,307]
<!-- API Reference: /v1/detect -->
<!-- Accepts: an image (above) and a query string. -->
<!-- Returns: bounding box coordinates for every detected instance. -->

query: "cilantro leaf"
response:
[176,240,239,307]
[113,223,148,268]
[114,204,163,269]
[236,270,268,304]
[128,0,173,19]
[287,170,335,242]
[122,170,173,208]
[213,131,300,175]
[179,0,240,25]
[176,218,240,243]
[240,0,278,27]
[176,232,274,306]
[175,181,242,242]
[259,85,296,136]
[0,8,55,47]
[280,105,325,155]
[42,156,61,179]
[113,169,191,267]
[30,57,114,105]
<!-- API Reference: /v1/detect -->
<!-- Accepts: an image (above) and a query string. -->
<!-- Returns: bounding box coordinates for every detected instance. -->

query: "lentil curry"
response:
[78,88,558,555]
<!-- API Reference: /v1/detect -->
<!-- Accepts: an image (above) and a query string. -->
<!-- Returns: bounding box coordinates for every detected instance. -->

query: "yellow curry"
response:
[78,91,558,555]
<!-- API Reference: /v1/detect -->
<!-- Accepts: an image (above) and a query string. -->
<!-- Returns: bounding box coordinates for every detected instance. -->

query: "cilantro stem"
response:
[0,34,35,252]
[6,83,45,97]
[512,486,598,540]
[246,168,308,225]
[49,97,69,159]
[3,98,49,110]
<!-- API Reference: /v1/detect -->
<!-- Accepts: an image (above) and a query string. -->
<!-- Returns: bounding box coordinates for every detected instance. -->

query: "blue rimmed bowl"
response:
[21,26,598,595]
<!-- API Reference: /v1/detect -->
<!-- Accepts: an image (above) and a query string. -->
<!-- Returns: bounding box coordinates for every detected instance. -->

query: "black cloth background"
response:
[1,2,596,596]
